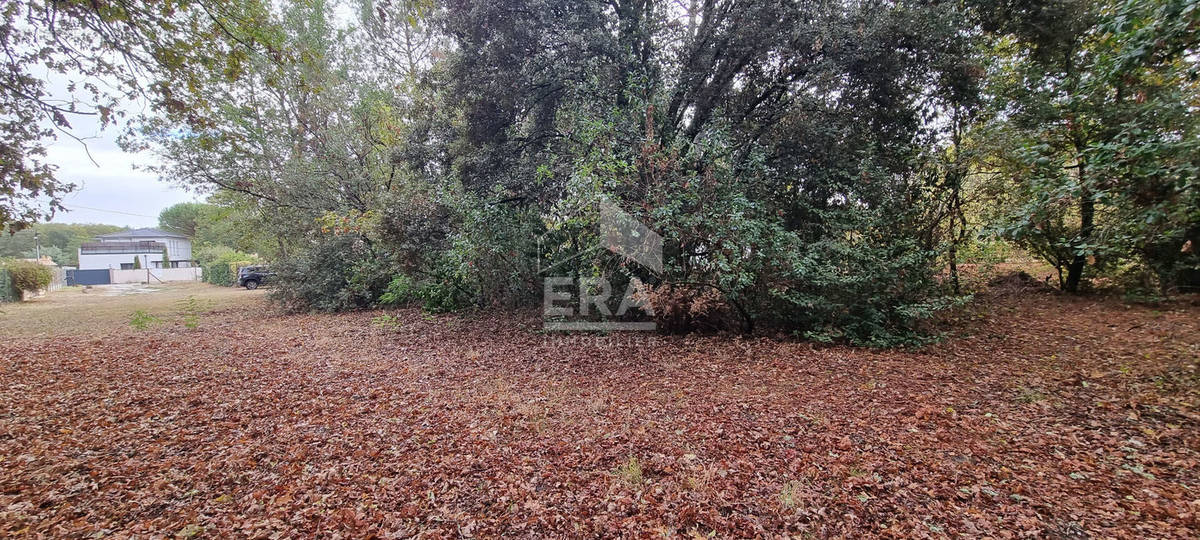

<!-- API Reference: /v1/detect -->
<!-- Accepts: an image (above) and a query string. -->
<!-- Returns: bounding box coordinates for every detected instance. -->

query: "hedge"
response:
[0,260,51,301]
[194,246,256,286]
[203,260,255,286]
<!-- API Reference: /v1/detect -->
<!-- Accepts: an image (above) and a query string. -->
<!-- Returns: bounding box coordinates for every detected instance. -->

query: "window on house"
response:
[120,263,134,270]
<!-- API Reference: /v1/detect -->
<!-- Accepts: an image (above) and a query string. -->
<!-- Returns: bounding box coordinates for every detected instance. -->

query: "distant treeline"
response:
[0,224,124,267]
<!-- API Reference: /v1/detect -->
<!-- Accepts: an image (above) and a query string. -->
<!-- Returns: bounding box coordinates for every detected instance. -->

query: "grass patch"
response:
[371,313,403,330]
[129,310,161,330]
[1016,386,1046,404]
[615,456,644,487]
[779,480,804,510]
[0,282,262,338]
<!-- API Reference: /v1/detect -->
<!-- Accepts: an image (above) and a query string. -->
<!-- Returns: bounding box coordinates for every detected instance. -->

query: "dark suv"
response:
[237,265,274,289]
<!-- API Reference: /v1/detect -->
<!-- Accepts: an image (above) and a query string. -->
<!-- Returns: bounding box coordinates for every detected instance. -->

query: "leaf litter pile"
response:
[1,287,1198,537]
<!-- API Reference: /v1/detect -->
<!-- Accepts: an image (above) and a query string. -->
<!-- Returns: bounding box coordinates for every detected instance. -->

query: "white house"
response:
[78,228,195,270]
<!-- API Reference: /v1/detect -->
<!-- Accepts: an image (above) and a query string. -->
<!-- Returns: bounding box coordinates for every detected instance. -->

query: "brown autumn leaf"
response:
[0,286,1197,537]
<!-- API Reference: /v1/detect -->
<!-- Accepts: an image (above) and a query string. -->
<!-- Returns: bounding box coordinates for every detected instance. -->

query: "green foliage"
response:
[196,246,255,286]
[417,279,473,313]
[158,203,210,237]
[129,310,160,330]
[524,111,957,344]
[0,0,283,231]
[159,200,269,253]
[176,295,211,329]
[773,235,965,348]
[377,275,417,306]
[370,313,402,330]
[3,260,52,295]
[958,239,1018,265]
[132,256,142,270]
[1113,262,1171,304]
[130,0,1195,344]
[975,0,1200,293]
[270,234,393,312]
[139,0,982,344]
[378,272,473,314]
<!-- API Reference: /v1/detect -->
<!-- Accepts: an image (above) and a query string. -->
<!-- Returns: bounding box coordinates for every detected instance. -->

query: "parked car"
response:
[237,265,274,289]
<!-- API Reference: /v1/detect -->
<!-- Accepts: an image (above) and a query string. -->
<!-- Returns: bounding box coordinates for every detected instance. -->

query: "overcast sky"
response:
[43,118,199,229]
[36,65,201,229]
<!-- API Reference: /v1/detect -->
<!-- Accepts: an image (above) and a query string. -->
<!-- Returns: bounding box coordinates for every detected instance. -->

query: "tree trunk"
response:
[948,239,960,295]
[1061,46,1092,294]
[948,106,964,296]
[1064,187,1094,293]
[947,184,961,295]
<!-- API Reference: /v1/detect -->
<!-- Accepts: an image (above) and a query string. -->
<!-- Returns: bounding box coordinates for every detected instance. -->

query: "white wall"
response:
[167,237,193,260]
[78,251,161,270]
[109,267,203,284]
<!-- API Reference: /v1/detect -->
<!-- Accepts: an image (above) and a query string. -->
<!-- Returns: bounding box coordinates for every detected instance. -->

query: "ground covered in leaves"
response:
[1,283,1198,537]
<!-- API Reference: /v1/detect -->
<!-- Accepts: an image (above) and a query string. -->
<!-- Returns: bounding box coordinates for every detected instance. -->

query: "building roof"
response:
[80,241,167,254]
[96,228,188,240]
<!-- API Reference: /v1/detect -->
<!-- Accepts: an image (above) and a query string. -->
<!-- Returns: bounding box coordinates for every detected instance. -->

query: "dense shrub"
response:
[270,235,394,312]
[202,262,236,286]
[518,116,958,345]
[3,260,52,297]
[1140,227,1200,294]
[768,235,961,347]
[378,271,474,313]
[114,0,1200,349]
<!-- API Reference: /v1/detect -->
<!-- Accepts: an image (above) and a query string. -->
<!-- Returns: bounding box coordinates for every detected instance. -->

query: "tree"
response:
[149,0,424,279]
[972,0,1103,292]
[1085,0,1200,292]
[140,0,982,343]
[132,256,141,270]
[402,0,979,342]
[158,203,211,238]
[0,0,282,231]
[974,0,1199,292]
[155,199,268,252]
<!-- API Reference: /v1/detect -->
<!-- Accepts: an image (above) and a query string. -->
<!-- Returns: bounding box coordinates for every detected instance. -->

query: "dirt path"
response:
[0,287,1196,537]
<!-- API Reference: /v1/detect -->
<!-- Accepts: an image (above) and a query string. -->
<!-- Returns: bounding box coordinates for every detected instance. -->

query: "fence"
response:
[110,267,203,284]
[66,269,113,286]
[0,268,15,303]
[47,266,66,292]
